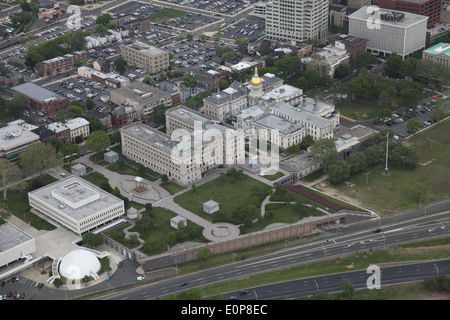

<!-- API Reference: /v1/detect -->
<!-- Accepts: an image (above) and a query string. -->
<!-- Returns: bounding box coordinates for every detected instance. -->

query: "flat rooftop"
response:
[121,122,177,153]
[12,82,65,103]
[349,6,429,27]
[280,150,319,171]
[126,40,167,56]
[254,114,304,136]
[0,124,40,151]
[28,175,123,222]
[0,223,34,254]
[424,42,450,57]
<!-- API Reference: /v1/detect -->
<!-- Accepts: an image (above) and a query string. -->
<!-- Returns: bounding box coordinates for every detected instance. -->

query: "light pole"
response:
[434,264,439,276]
[314,280,318,292]
[383,131,390,176]
[322,244,326,257]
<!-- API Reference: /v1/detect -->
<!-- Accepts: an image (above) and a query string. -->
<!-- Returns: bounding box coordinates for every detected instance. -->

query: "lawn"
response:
[316,119,450,214]
[160,182,185,195]
[129,207,206,256]
[0,174,57,231]
[174,169,272,225]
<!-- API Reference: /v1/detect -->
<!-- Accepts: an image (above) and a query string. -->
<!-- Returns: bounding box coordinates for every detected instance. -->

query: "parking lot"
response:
[218,17,265,42]
[374,96,450,137]
[160,0,255,16]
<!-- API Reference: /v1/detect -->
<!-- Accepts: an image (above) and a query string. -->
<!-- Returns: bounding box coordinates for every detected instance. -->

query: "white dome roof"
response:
[59,249,101,279]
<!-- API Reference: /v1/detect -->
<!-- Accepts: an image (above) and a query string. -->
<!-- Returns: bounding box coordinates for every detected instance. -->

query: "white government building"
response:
[348,6,428,59]
[28,175,125,235]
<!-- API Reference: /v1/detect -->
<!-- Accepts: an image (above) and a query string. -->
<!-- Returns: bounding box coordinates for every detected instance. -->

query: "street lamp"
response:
[314,280,318,292]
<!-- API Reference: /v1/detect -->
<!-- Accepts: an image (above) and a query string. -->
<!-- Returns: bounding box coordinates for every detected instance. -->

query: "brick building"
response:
[373,0,441,27]
[327,34,368,65]
[36,51,88,77]
[11,82,69,115]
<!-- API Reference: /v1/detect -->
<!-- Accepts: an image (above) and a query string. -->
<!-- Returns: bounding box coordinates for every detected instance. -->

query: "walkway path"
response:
[74,156,240,242]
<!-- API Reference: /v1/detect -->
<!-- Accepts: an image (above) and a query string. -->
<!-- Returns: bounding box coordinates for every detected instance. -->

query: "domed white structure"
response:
[59,249,101,280]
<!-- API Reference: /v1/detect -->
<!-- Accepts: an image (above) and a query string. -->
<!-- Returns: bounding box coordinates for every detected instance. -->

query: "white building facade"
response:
[28,176,124,235]
[348,6,428,58]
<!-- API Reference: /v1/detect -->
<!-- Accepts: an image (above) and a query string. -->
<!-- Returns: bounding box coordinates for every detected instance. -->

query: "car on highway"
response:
[179,282,188,287]
[373,228,382,233]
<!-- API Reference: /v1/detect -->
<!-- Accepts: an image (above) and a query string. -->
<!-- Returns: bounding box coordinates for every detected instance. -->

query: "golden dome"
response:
[251,76,262,86]
[251,67,262,86]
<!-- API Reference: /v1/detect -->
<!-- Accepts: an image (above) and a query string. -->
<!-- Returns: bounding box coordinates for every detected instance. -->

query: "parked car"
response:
[137,276,146,281]
[106,275,112,280]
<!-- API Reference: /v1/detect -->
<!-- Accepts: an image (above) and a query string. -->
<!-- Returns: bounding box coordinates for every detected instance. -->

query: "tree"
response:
[161,174,169,184]
[89,117,107,133]
[21,142,62,176]
[300,135,314,150]
[82,232,103,248]
[218,78,229,90]
[431,109,447,122]
[85,130,111,162]
[364,145,382,167]
[355,52,376,68]
[196,248,212,266]
[86,97,95,110]
[334,64,350,79]
[153,104,166,127]
[235,38,248,54]
[0,159,20,200]
[96,13,112,25]
[398,57,417,78]
[60,144,80,159]
[409,183,427,205]
[407,119,422,131]
[346,152,367,175]
[399,87,420,107]
[310,138,338,173]
[378,108,392,120]
[113,56,127,75]
[328,160,350,185]
[386,53,403,78]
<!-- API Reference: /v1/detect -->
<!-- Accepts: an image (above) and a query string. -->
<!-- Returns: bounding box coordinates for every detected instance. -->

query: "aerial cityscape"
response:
[0,0,450,306]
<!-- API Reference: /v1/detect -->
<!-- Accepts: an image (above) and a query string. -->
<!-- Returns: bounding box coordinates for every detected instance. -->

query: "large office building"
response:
[0,223,36,268]
[0,123,40,161]
[120,122,222,185]
[265,0,329,41]
[373,0,441,27]
[28,175,124,235]
[120,41,169,74]
[348,6,429,58]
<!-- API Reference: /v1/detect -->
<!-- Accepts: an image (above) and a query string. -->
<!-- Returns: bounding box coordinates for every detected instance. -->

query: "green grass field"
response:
[318,119,450,214]
[174,171,271,225]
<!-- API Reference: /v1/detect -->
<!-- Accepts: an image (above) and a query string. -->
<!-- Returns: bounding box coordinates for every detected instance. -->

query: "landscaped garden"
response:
[105,207,207,256]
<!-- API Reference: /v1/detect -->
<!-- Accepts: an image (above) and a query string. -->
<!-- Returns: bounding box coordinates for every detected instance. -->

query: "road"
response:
[93,211,450,300]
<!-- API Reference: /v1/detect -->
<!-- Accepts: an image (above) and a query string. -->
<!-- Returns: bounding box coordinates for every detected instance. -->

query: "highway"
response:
[96,211,450,300]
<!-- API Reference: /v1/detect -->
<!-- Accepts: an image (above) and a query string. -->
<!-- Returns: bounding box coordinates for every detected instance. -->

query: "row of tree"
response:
[310,131,419,185]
